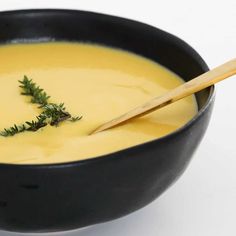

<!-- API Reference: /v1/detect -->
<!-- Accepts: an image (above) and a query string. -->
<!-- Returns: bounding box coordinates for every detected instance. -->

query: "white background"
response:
[0,1,235,236]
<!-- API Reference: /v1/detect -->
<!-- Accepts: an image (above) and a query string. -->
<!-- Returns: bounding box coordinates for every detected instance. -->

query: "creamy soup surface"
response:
[0,42,197,164]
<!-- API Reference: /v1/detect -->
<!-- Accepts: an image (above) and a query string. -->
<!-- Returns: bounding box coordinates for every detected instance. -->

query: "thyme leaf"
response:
[70,116,83,122]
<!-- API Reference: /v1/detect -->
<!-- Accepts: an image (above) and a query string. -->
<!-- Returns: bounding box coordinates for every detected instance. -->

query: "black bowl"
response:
[0,9,214,233]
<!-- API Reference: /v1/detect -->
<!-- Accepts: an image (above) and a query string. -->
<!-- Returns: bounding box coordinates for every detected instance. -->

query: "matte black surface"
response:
[0,9,215,232]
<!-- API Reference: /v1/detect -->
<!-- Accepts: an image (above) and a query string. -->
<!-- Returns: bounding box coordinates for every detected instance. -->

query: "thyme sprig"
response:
[0,124,27,137]
[0,76,82,137]
[70,116,82,122]
[19,75,50,106]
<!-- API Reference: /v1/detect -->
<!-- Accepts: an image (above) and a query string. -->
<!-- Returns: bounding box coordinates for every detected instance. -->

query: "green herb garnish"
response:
[0,124,27,137]
[19,75,50,106]
[69,116,82,122]
[0,76,82,137]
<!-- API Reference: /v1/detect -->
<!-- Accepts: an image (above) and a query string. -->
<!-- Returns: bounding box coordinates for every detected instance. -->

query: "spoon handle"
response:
[92,58,236,134]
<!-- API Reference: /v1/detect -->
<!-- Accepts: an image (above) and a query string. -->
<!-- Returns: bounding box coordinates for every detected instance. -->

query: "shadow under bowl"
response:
[0,9,214,233]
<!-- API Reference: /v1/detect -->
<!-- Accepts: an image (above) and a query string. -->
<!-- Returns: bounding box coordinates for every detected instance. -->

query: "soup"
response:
[0,42,197,164]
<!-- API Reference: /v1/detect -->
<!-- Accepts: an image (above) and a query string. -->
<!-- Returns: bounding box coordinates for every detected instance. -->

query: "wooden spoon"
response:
[91,59,236,134]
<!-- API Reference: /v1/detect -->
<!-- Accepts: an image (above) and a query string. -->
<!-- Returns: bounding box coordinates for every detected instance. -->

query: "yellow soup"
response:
[0,42,197,164]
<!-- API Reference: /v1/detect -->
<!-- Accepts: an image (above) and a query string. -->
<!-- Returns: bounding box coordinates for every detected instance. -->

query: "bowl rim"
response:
[0,8,215,168]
